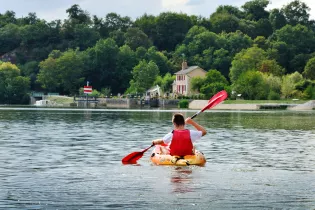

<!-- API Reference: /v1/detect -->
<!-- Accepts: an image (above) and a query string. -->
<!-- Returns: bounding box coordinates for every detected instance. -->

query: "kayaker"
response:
[152,113,207,156]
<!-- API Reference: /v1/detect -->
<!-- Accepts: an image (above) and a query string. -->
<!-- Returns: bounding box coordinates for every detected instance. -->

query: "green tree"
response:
[66,4,91,24]
[242,0,270,21]
[56,49,86,95]
[233,71,269,99]
[134,14,157,42]
[229,46,267,83]
[269,9,287,30]
[303,84,315,99]
[124,27,152,50]
[214,5,244,18]
[281,0,310,25]
[102,13,133,37]
[38,49,87,95]
[289,53,312,74]
[37,57,60,91]
[0,11,17,27]
[130,60,159,93]
[220,30,253,55]
[259,59,285,76]
[272,24,315,73]
[85,38,120,93]
[262,74,282,93]
[183,26,208,44]
[200,69,229,98]
[0,62,30,104]
[145,47,170,75]
[116,45,138,93]
[155,12,193,51]
[154,73,175,93]
[109,30,125,46]
[0,23,21,55]
[190,76,205,93]
[281,72,304,98]
[68,24,100,50]
[19,61,40,90]
[303,57,315,80]
[212,48,232,78]
[210,12,239,33]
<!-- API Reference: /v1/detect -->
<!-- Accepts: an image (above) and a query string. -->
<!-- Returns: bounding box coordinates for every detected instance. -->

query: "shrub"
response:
[178,99,189,108]
[268,91,280,100]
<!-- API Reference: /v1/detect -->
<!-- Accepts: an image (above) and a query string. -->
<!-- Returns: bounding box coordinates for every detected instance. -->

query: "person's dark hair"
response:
[172,113,185,126]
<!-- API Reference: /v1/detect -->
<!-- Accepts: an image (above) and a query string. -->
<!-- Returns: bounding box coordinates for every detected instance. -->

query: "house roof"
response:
[174,66,205,75]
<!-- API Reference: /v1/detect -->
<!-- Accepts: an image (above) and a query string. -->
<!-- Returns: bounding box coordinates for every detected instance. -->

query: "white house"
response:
[172,61,207,96]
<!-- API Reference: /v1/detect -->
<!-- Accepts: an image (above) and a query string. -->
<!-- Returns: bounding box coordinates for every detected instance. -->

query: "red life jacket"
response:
[169,130,193,156]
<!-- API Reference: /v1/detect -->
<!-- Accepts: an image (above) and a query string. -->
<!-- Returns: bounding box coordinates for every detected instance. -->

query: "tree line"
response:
[0,0,315,104]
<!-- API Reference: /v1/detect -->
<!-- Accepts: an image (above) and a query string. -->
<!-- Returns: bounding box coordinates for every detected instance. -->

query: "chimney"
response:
[182,61,188,70]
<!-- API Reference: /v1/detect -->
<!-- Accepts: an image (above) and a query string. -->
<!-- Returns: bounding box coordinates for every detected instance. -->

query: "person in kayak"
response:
[152,113,207,156]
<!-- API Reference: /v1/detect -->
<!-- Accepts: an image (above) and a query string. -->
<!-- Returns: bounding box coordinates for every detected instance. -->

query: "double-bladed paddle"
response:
[121,90,228,164]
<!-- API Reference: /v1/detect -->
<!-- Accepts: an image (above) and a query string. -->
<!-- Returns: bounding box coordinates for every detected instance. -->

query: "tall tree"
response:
[269,9,287,30]
[303,57,315,80]
[210,12,240,33]
[229,46,267,83]
[66,4,91,25]
[116,45,138,93]
[0,62,30,104]
[124,27,152,50]
[233,71,269,99]
[281,0,310,26]
[130,60,159,93]
[155,12,193,51]
[242,0,270,21]
[85,38,120,93]
[0,23,21,55]
[134,14,157,42]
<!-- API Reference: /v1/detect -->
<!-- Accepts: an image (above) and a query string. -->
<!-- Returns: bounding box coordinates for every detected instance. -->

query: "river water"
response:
[0,108,315,209]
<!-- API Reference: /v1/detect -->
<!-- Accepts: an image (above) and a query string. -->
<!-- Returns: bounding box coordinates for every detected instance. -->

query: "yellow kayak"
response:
[150,146,206,166]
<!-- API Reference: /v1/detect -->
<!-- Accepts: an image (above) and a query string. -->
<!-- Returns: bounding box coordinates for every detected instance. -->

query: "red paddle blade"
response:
[122,145,154,164]
[122,151,144,163]
[202,90,228,112]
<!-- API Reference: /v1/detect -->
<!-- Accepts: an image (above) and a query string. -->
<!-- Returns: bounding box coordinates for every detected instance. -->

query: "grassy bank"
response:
[223,99,308,104]
[46,96,74,105]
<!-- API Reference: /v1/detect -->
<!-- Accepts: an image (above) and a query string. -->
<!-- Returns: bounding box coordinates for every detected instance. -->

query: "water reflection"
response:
[170,167,194,193]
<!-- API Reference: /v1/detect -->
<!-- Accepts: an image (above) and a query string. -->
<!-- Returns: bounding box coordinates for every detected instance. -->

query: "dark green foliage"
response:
[303,84,315,99]
[268,91,281,100]
[0,1,315,101]
[178,99,189,108]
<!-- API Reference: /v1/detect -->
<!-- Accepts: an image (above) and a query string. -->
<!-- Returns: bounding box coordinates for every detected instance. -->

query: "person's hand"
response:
[152,140,156,145]
[185,117,194,125]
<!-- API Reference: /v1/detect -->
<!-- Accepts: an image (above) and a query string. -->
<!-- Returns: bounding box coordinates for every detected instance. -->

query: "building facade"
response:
[172,61,207,96]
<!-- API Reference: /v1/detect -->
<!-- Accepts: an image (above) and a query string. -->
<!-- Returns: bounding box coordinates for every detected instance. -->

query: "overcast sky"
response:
[0,0,314,21]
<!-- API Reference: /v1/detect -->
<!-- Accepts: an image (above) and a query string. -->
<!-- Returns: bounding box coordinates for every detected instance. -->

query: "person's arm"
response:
[185,117,207,136]
[152,132,173,145]
[152,139,164,145]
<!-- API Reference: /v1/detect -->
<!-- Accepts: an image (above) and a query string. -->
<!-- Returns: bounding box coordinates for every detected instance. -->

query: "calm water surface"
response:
[0,108,315,209]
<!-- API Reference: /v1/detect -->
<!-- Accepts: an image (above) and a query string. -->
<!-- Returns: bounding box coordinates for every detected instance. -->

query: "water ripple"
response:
[1,109,315,209]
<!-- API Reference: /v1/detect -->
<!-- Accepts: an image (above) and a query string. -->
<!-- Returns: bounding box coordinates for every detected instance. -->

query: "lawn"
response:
[223,99,308,104]
[46,96,74,105]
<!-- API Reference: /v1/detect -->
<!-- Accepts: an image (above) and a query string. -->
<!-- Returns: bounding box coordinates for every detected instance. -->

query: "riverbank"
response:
[189,100,315,110]
[31,96,315,111]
